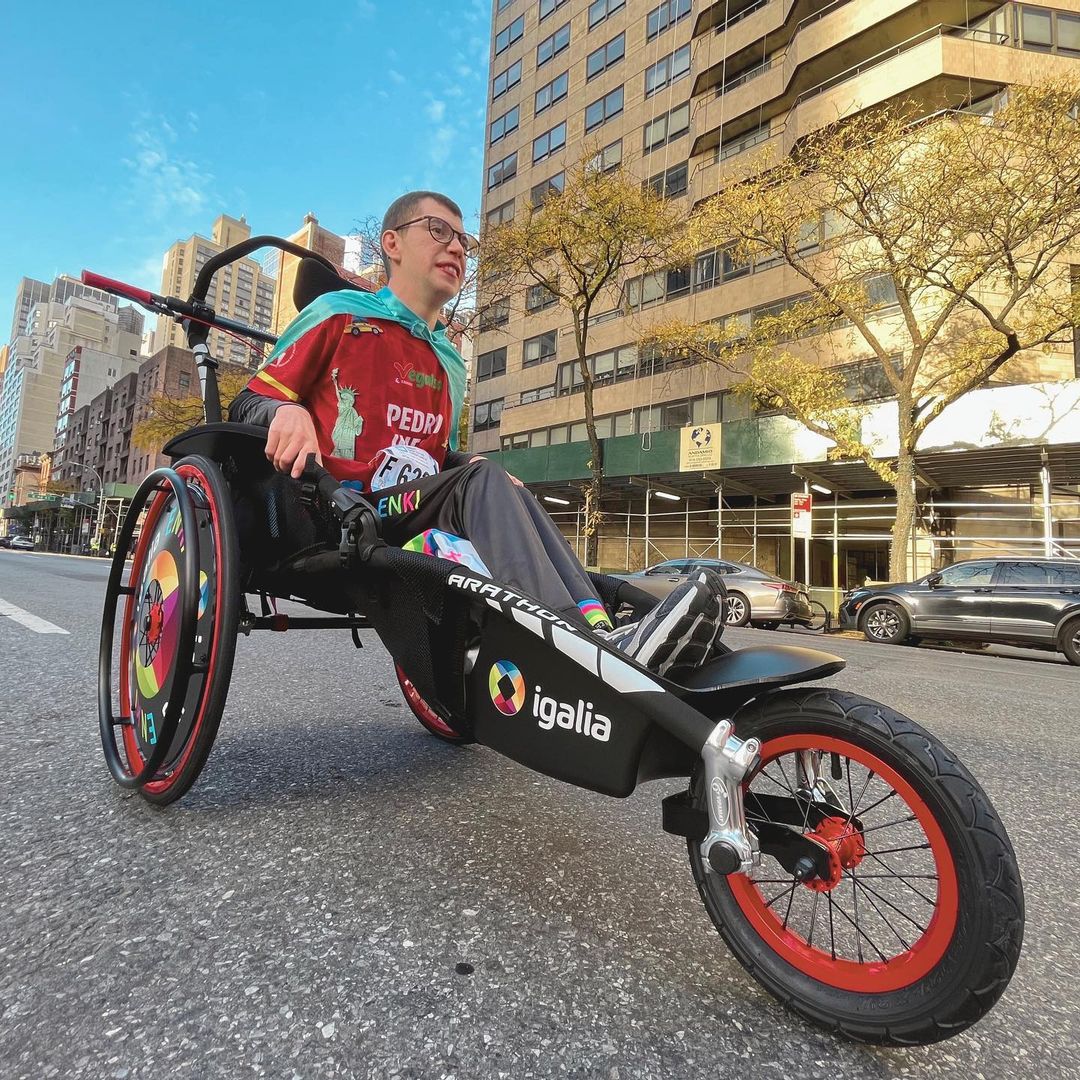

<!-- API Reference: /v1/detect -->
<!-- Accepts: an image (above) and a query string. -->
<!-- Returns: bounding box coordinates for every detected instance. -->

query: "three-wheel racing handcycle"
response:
[86,238,1023,1046]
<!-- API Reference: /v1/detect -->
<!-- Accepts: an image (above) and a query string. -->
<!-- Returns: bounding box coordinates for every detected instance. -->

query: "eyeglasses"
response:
[393,215,480,255]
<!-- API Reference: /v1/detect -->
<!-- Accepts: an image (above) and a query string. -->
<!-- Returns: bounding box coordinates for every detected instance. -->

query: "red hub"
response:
[804,814,866,892]
[143,592,164,644]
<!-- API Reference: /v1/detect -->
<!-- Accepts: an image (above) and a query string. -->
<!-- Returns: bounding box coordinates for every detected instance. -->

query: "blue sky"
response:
[0,0,491,318]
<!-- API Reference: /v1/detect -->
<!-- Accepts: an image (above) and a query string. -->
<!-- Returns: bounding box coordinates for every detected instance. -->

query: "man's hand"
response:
[266,403,322,478]
[469,454,523,487]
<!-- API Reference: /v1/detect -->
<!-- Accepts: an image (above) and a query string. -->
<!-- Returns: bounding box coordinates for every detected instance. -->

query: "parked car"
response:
[611,558,814,627]
[839,556,1080,664]
[9,536,35,551]
[0,536,11,548]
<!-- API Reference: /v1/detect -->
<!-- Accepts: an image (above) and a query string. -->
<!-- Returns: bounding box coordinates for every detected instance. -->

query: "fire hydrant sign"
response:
[791,492,813,538]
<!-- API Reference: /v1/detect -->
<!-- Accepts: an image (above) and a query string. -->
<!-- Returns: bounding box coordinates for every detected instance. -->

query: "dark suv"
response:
[839,557,1080,664]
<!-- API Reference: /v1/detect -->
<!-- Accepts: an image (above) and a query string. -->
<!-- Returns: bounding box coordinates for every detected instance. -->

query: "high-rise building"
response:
[149,213,276,369]
[0,277,143,499]
[475,0,1080,574]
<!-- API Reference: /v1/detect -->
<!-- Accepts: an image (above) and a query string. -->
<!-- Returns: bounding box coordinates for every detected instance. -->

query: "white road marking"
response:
[0,598,69,635]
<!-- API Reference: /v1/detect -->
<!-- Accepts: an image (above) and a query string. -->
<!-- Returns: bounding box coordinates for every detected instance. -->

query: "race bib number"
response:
[370,445,440,491]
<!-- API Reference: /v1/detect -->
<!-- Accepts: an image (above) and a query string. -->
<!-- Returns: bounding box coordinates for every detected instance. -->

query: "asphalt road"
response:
[1,550,1077,1080]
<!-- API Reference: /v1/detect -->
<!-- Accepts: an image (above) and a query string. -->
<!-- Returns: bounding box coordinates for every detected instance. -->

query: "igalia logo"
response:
[532,685,611,743]
[489,660,525,715]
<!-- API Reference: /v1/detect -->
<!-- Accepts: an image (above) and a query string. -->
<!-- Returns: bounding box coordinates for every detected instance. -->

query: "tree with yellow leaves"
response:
[132,367,252,452]
[482,150,687,563]
[649,84,1080,581]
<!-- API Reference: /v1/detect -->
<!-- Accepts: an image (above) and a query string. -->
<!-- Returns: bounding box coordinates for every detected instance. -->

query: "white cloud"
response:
[123,116,213,219]
[356,0,375,14]
[425,98,446,123]
[429,125,456,168]
[388,68,406,85]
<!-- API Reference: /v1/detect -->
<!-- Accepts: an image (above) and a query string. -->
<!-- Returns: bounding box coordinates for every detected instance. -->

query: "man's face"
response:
[384,197,467,305]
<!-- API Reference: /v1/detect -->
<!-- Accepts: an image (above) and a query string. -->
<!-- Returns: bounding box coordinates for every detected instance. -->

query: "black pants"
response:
[369,460,601,630]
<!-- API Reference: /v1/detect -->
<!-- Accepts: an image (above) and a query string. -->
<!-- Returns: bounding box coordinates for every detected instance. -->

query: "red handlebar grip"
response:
[81,271,156,306]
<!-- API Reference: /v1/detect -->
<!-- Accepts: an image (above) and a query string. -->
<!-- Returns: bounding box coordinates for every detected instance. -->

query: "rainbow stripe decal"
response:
[577,598,611,630]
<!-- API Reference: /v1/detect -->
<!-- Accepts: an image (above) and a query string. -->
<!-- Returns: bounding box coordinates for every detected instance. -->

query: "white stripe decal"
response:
[551,624,600,676]
[600,650,663,694]
[510,606,545,638]
[0,598,69,635]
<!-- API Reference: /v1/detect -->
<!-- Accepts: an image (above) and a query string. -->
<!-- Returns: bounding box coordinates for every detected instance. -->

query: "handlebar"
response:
[80,271,160,308]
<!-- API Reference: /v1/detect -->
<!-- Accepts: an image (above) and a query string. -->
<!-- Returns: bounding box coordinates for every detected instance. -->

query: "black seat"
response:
[293,257,367,312]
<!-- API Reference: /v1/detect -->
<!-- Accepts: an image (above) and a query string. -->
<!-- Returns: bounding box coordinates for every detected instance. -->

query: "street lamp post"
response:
[65,462,104,555]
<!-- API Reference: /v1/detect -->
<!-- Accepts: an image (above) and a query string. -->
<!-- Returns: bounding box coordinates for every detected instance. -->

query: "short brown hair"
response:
[381,191,463,276]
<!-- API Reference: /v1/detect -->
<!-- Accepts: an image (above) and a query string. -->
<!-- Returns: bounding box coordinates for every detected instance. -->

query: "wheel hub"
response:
[142,586,164,645]
[803,814,866,892]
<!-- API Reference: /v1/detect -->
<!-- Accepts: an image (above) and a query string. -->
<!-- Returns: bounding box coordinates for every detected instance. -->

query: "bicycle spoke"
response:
[856,789,900,818]
[807,891,820,946]
[850,879,914,950]
[858,814,917,836]
[871,843,931,856]
[853,877,929,935]
[758,768,796,796]
[826,891,838,960]
[824,892,890,962]
[783,880,796,930]
[845,768,875,827]
[864,851,938,906]
[765,882,798,910]
[850,868,864,962]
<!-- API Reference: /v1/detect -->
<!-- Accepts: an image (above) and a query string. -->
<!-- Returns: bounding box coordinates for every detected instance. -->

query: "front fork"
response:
[699,720,762,875]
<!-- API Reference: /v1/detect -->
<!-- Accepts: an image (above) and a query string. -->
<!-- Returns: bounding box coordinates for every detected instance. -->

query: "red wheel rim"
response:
[727,734,959,993]
[395,664,461,740]
[119,464,226,790]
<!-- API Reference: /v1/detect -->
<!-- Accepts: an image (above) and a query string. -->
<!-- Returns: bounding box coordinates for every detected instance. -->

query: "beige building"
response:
[476,0,1080,458]
[473,0,1080,578]
[150,214,276,369]
[265,213,348,335]
[0,279,142,499]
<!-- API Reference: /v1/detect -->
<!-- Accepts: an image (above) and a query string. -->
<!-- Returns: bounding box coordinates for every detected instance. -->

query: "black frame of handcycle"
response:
[87,238,845,806]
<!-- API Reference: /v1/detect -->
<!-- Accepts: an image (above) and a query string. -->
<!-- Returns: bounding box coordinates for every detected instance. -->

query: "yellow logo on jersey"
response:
[343,320,382,337]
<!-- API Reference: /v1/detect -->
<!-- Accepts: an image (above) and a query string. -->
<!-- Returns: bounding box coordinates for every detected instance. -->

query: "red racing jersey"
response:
[246,313,455,489]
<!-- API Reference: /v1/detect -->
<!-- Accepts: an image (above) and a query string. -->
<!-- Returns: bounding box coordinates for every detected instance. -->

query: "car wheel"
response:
[861,602,910,645]
[725,592,751,627]
[1060,617,1080,666]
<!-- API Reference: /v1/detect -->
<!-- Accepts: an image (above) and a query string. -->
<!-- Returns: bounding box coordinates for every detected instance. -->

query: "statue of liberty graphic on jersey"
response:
[330,368,364,459]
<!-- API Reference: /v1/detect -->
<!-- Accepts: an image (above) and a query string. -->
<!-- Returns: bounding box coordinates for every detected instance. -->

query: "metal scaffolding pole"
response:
[803,480,811,587]
[716,485,723,563]
[1041,457,1053,557]
[644,488,651,566]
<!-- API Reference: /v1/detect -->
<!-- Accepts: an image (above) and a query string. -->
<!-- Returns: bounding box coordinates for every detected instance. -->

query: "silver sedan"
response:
[612,558,814,627]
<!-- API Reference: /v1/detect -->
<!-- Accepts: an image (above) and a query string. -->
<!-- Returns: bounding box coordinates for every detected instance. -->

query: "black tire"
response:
[860,601,909,645]
[725,592,752,627]
[395,664,473,745]
[1059,616,1080,665]
[687,687,1023,1045]
[114,457,239,805]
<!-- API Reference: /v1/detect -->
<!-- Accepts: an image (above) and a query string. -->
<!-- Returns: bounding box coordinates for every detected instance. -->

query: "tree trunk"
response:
[890,450,917,582]
[580,372,604,568]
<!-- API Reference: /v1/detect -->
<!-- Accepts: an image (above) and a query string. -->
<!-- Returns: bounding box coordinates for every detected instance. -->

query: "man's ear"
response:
[381,228,401,269]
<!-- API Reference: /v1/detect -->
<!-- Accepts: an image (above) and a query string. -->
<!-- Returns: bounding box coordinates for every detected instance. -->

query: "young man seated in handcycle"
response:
[230,191,726,679]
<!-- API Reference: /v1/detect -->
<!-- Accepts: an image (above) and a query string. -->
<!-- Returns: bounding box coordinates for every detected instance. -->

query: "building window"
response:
[495,14,525,56]
[480,299,510,330]
[537,22,571,67]
[539,0,569,20]
[490,104,520,144]
[643,101,690,152]
[531,171,566,207]
[178,372,191,391]
[588,139,623,172]
[493,59,522,99]
[646,0,691,41]
[486,199,516,228]
[526,282,559,312]
[586,32,624,79]
[556,344,637,394]
[645,44,690,96]
[523,331,558,366]
[477,348,507,381]
[474,399,504,432]
[498,0,513,10]
[533,121,566,163]
[647,160,688,198]
[585,86,623,132]
[588,0,625,30]
[488,151,518,190]
[535,71,569,114]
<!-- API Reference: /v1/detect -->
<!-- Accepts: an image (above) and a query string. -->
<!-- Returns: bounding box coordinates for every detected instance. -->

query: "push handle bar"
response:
[81,271,160,308]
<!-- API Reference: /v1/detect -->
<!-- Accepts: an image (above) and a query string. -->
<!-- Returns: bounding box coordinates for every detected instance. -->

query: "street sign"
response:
[27,492,59,502]
[791,492,813,538]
